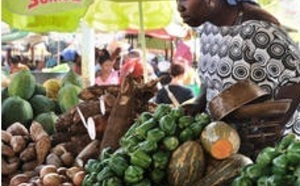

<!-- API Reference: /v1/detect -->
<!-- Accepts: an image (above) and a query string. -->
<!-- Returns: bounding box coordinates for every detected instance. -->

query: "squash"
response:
[200,121,240,160]
[196,154,253,186]
[168,141,205,186]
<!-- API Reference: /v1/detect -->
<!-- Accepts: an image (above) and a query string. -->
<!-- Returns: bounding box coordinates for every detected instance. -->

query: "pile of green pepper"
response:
[232,133,300,186]
[82,104,211,186]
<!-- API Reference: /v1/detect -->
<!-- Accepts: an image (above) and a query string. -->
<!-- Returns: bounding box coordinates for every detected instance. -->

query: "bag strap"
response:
[165,85,180,107]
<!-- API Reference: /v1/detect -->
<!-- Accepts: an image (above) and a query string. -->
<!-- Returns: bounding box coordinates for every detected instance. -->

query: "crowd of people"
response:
[2,42,201,107]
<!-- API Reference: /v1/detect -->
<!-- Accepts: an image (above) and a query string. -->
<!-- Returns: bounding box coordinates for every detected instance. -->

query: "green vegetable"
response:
[83,172,98,186]
[153,104,172,119]
[131,178,152,186]
[195,112,210,124]
[272,154,289,175]
[179,127,194,142]
[124,122,139,138]
[286,141,300,165]
[130,149,152,169]
[163,136,179,151]
[124,165,144,184]
[82,174,94,186]
[150,168,166,184]
[231,176,253,186]
[152,151,170,169]
[159,115,176,135]
[138,112,153,124]
[265,175,285,186]
[100,147,113,161]
[256,147,280,167]
[190,122,206,136]
[178,115,194,129]
[85,159,99,174]
[96,167,114,182]
[120,135,142,153]
[108,154,129,177]
[170,106,184,119]
[276,133,296,152]
[244,164,265,181]
[101,176,123,186]
[257,176,268,186]
[134,118,157,139]
[146,128,166,142]
[138,140,158,153]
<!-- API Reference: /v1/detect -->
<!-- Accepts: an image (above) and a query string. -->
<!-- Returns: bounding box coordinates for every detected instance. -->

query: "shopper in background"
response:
[95,49,120,85]
[9,55,29,74]
[176,0,300,135]
[155,63,194,106]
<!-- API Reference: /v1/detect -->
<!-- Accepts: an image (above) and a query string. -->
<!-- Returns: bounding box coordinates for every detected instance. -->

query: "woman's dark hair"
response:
[170,63,185,77]
[10,55,21,64]
[98,49,111,65]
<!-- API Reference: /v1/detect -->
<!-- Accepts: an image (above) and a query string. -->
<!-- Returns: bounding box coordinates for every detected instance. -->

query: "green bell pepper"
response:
[108,154,129,177]
[286,141,300,165]
[85,159,100,174]
[83,172,98,186]
[99,147,113,161]
[131,178,152,186]
[124,122,139,138]
[276,133,296,152]
[120,135,142,153]
[178,115,194,129]
[272,154,289,175]
[257,176,268,186]
[96,166,115,182]
[256,147,280,167]
[190,121,206,137]
[152,150,170,169]
[130,149,152,169]
[124,165,144,184]
[244,164,265,181]
[163,136,179,151]
[146,128,166,142]
[138,140,158,153]
[153,104,172,119]
[231,176,253,186]
[134,118,157,139]
[170,106,184,119]
[138,112,154,124]
[179,127,194,142]
[101,176,123,186]
[195,112,210,124]
[150,168,166,184]
[82,174,94,186]
[159,115,176,135]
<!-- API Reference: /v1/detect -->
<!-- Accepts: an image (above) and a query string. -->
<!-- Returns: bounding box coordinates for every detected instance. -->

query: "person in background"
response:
[33,59,45,72]
[71,52,82,75]
[176,0,300,137]
[9,55,29,74]
[155,63,194,105]
[95,49,120,85]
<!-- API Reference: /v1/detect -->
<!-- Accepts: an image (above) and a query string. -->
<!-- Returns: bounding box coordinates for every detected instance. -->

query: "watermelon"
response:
[8,70,36,100]
[2,96,33,129]
[34,112,58,135]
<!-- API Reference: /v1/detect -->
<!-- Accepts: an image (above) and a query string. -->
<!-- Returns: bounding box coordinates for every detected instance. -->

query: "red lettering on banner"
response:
[27,0,81,9]
[28,0,39,9]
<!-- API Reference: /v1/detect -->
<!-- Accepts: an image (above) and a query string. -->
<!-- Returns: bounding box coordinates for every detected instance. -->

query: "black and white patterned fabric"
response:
[196,20,300,136]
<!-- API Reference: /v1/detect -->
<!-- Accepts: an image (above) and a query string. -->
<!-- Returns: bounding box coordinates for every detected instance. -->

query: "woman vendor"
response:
[176,0,300,154]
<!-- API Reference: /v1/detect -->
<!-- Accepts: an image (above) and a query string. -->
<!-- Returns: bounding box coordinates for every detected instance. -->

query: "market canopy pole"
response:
[81,20,95,87]
[137,1,148,82]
